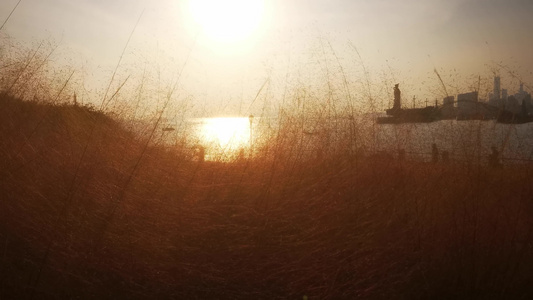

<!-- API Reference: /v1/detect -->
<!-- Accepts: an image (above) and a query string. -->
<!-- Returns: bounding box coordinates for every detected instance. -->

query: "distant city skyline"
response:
[1,0,532,115]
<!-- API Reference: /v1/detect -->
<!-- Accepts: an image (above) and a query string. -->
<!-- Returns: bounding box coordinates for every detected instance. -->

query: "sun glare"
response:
[201,117,250,150]
[187,0,265,44]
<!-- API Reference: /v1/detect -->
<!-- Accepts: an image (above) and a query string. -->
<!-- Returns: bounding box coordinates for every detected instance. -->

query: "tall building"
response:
[493,76,501,100]
[457,91,478,103]
[506,96,521,114]
[441,96,455,119]
[515,82,529,102]
[457,91,478,117]
[443,96,454,105]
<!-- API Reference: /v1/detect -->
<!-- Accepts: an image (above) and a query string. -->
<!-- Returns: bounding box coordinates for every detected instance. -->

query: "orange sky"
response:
[1,0,532,116]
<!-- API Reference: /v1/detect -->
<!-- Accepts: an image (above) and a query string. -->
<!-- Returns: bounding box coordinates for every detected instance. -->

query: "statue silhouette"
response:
[393,84,401,110]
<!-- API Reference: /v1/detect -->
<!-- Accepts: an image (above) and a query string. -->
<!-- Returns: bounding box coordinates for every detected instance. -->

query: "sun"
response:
[186,0,266,44]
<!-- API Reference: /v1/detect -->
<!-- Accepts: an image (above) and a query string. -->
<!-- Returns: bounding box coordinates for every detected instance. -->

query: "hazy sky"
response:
[1,0,532,115]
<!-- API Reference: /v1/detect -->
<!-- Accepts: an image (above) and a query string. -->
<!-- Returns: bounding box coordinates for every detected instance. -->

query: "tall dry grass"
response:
[1,36,533,299]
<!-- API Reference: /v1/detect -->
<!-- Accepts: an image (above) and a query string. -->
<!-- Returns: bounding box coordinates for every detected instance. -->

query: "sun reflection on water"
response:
[198,117,251,160]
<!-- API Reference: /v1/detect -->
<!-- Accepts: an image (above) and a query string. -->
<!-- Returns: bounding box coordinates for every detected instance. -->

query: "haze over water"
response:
[156,116,533,163]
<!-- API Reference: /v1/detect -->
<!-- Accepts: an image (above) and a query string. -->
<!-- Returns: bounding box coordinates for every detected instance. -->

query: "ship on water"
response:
[378,106,440,124]
[377,83,440,124]
[377,78,533,124]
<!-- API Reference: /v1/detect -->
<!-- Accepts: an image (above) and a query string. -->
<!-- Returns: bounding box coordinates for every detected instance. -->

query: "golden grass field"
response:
[1,92,533,299]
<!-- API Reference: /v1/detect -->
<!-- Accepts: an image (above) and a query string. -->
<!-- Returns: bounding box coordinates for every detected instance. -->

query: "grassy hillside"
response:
[1,93,533,299]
